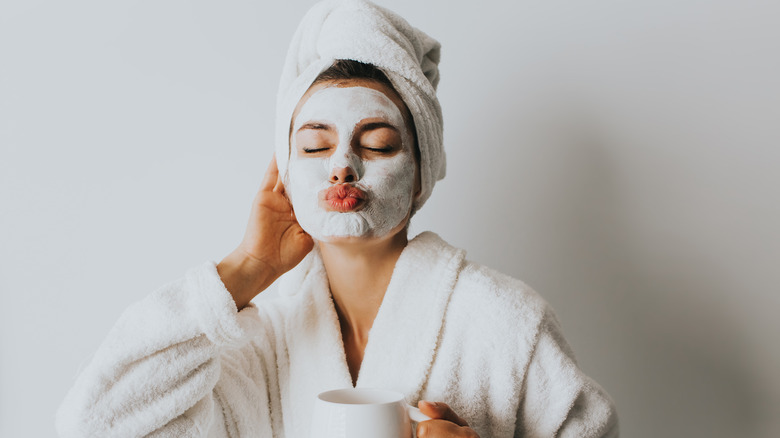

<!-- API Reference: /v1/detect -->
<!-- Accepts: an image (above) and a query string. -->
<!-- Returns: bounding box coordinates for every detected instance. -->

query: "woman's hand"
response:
[416,401,479,437]
[218,155,314,309]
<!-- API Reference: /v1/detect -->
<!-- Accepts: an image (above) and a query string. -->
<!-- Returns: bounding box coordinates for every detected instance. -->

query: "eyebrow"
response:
[297,122,334,132]
[296,121,400,133]
[358,122,399,133]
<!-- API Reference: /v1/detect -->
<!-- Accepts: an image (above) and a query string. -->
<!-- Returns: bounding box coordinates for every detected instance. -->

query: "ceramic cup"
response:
[310,388,432,438]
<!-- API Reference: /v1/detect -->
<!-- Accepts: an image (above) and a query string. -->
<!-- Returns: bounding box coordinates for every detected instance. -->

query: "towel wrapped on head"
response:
[275,0,445,212]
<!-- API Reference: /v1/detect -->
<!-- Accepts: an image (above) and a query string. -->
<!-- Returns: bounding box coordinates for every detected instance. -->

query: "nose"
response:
[329,166,357,183]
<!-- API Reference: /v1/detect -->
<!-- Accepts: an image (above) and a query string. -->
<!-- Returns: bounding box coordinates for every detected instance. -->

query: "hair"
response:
[312,59,395,89]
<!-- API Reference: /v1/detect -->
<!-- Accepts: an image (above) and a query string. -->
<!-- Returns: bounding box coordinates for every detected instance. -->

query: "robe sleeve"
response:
[55,262,276,438]
[517,307,619,438]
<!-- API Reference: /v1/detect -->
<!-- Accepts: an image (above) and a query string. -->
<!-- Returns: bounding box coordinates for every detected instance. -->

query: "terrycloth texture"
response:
[56,232,619,437]
[275,0,444,212]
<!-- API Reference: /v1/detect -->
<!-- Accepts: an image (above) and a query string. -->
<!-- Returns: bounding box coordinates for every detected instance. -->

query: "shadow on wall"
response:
[447,79,764,437]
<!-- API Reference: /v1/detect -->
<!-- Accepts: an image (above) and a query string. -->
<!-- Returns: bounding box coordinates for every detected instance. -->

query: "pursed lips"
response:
[321,185,367,212]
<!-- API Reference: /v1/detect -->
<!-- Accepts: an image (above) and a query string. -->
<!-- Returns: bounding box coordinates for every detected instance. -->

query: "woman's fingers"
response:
[418,401,469,426]
[273,171,286,194]
[416,420,479,438]
[260,154,287,196]
[416,401,478,437]
[417,400,479,438]
[260,155,280,192]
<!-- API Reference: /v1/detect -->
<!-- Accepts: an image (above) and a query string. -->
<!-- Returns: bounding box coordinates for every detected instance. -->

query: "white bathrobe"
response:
[56,232,618,437]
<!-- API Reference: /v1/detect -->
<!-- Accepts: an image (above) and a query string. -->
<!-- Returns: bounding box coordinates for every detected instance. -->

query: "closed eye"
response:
[303,147,330,153]
[363,146,394,153]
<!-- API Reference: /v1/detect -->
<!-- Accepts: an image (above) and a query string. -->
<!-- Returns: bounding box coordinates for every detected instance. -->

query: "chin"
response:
[301,212,369,242]
[302,211,408,243]
[322,213,370,238]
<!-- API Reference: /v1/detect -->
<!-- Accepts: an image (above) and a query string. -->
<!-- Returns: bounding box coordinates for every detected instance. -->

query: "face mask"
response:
[287,86,416,241]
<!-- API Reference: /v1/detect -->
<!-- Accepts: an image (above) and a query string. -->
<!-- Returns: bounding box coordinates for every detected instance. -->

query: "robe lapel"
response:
[281,248,353,437]
[356,232,466,404]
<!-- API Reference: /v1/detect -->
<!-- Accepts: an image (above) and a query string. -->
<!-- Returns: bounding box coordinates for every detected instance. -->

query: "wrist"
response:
[217,250,278,310]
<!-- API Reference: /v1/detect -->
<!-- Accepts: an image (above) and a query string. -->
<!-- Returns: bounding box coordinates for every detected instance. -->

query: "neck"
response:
[319,230,408,339]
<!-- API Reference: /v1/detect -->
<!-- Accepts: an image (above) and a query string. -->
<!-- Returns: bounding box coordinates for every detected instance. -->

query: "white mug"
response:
[310,388,432,438]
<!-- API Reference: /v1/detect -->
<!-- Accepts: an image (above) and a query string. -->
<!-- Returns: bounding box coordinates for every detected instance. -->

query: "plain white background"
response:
[1,0,778,436]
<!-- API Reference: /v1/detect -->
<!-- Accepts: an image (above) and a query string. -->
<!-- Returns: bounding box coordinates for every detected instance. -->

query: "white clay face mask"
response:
[286,86,416,241]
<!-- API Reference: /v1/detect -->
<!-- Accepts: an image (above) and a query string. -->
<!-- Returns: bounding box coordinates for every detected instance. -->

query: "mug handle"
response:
[406,405,432,423]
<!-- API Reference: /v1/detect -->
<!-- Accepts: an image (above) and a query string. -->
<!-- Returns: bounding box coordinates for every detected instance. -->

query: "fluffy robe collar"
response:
[276,231,466,403]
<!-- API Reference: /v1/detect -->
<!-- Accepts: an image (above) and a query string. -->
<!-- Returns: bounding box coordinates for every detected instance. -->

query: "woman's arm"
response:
[56,156,312,437]
[55,263,268,437]
[218,155,314,310]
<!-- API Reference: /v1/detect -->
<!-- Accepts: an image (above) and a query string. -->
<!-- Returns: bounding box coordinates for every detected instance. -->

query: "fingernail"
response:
[418,424,427,436]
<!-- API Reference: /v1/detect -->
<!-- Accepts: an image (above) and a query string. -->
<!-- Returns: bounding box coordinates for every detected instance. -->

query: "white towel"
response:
[274,0,445,211]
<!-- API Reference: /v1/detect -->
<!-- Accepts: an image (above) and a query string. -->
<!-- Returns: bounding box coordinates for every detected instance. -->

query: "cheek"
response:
[287,159,329,196]
[362,153,416,191]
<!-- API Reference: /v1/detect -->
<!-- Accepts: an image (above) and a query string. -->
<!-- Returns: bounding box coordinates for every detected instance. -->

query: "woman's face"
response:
[286,79,418,242]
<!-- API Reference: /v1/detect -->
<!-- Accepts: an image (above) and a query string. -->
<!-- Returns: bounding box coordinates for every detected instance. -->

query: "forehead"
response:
[291,79,411,129]
[294,86,402,126]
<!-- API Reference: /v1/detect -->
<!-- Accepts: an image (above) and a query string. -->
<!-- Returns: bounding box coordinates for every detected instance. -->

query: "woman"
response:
[57,1,618,437]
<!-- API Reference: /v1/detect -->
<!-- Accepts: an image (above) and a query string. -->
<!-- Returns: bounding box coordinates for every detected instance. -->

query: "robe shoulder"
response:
[453,260,552,327]
[447,259,557,360]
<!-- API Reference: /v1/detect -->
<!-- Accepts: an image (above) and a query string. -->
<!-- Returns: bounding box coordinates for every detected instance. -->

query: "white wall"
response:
[2,1,778,436]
